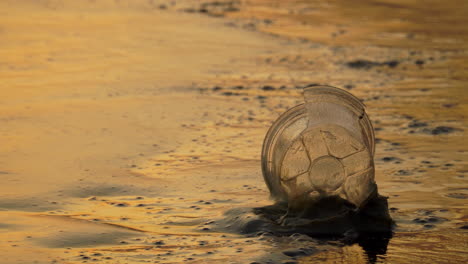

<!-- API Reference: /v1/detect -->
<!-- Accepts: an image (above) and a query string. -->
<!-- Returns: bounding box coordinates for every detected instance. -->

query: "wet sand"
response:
[1,0,467,263]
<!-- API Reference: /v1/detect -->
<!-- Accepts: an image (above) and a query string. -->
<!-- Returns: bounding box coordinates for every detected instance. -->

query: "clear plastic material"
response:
[261,85,376,210]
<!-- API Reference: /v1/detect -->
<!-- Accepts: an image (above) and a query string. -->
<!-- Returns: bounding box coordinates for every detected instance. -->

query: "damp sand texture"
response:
[1,1,467,264]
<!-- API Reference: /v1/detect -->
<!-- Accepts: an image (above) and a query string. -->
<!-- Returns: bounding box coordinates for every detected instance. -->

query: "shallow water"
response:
[0,0,467,263]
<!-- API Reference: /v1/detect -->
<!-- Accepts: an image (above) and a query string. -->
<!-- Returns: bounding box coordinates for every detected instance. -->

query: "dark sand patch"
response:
[0,197,61,212]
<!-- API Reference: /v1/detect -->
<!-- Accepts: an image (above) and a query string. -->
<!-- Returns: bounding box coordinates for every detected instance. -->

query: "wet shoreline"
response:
[1,0,467,263]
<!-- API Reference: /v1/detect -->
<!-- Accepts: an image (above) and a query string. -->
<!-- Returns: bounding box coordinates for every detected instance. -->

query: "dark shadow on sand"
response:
[213,194,393,263]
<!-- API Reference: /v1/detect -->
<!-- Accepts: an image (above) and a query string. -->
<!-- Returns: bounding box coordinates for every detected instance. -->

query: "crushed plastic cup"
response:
[261,85,376,211]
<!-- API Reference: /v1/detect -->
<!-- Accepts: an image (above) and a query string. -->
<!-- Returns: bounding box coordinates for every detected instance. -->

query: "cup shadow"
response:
[215,194,393,263]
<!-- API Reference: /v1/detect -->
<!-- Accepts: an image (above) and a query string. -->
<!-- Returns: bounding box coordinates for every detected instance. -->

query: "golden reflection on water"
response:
[0,0,467,263]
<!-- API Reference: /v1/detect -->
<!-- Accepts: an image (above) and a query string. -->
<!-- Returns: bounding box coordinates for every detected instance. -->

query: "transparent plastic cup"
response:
[261,85,376,210]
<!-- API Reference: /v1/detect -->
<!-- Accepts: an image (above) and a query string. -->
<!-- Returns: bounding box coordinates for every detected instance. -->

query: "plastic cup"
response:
[261,85,376,210]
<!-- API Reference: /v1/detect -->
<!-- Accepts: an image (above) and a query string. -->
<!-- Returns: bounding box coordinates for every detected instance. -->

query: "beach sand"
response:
[0,0,467,263]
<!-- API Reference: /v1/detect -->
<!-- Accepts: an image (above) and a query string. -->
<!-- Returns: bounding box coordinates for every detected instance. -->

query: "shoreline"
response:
[0,1,467,263]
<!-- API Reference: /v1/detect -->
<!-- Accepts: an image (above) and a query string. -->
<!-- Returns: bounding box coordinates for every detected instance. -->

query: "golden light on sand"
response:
[0,1,467,263]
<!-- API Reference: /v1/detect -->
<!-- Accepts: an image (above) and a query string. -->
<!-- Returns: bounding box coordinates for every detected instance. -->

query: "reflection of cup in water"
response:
[261,85,376,211]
